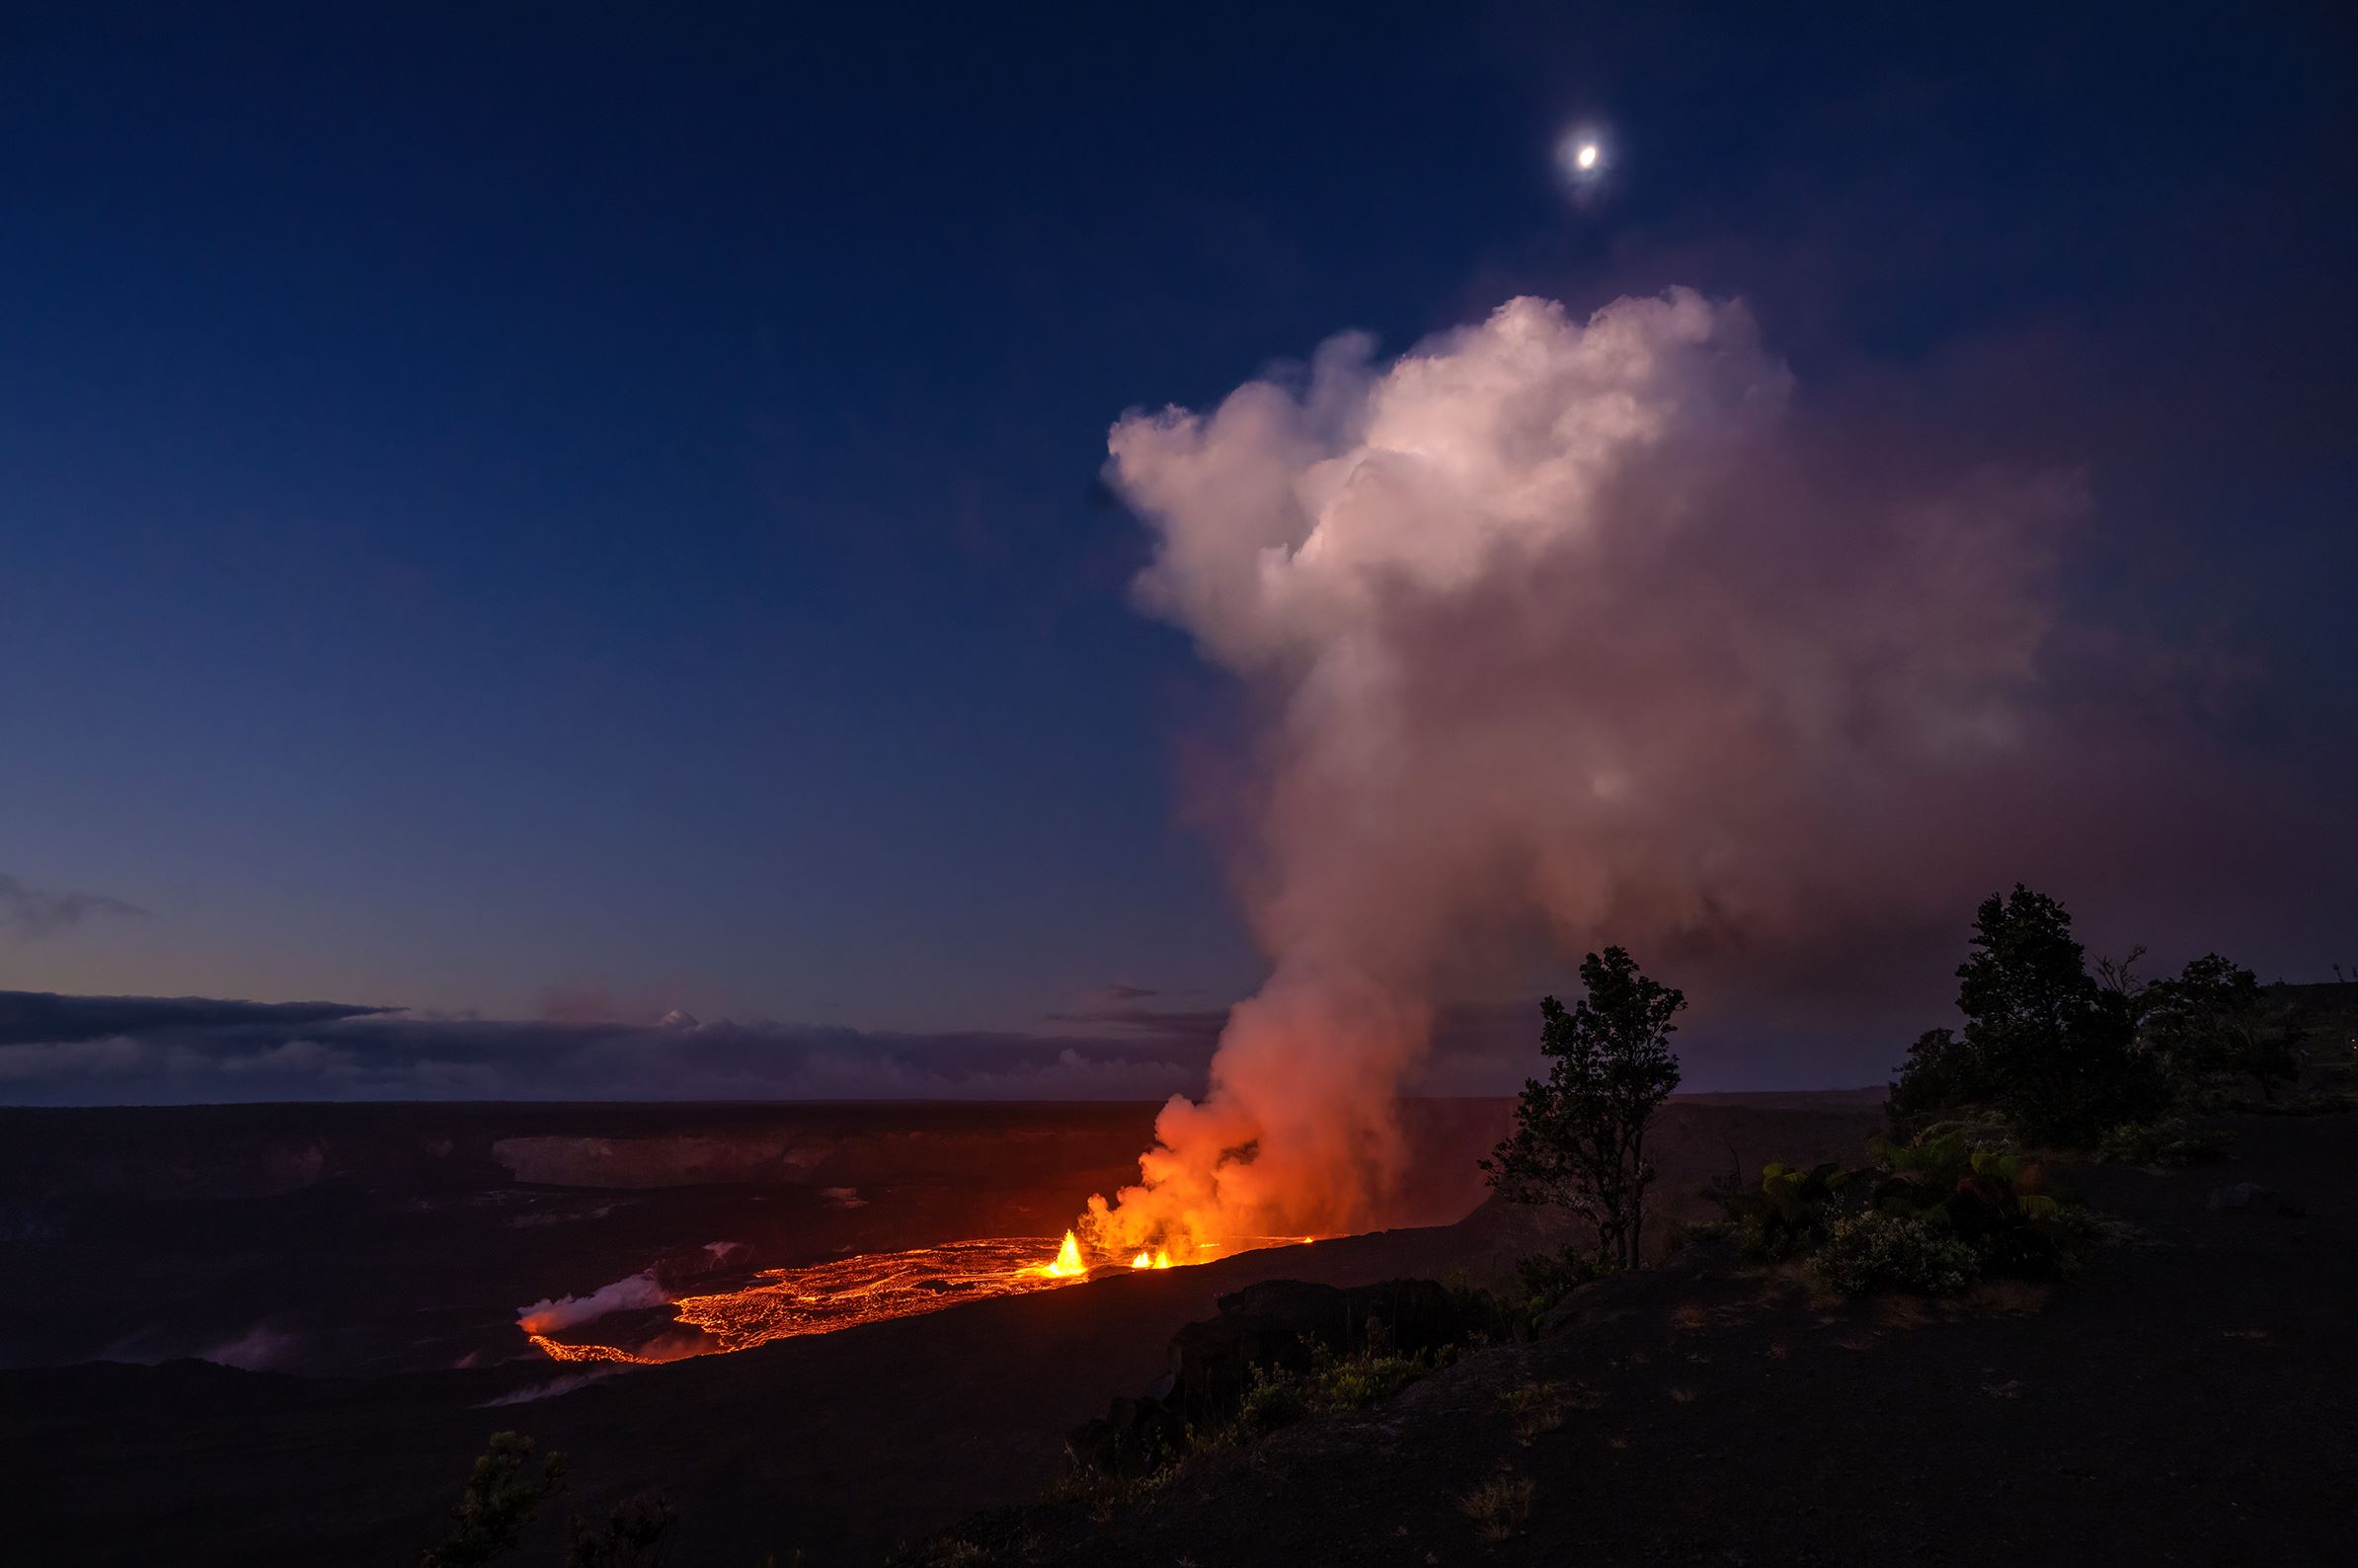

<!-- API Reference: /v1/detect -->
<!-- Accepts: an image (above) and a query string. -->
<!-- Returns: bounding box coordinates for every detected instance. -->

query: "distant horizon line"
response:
[0,1086,1896,1112]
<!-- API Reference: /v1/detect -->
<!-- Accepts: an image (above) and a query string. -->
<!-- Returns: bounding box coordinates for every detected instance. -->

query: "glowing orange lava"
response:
[526,1334,656,1365]
[1041,1228,1087,1277]
[524,1230,1308,1364]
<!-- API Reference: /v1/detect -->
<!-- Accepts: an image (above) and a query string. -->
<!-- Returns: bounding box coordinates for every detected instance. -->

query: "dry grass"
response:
[1876,1294,1932,1330]
[1460,1472,1534,1541]
[1964,1279,2053,1317]
[1670,1302,1709,1330]
[1048,1451,1183,1523]
[1499,1382,1569,1444]
[1758,1257,1853,1312]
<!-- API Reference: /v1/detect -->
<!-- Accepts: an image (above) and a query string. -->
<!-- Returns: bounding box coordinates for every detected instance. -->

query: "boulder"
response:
[2206,1183,2306,1216]
[1065,1393,1187,1479]
[1162,1278,1463,1426]
[1067,1276,1470,1472]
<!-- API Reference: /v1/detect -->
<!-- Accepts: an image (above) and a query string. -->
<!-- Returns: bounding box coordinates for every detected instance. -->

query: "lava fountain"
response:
[1044,1228,1087,1277]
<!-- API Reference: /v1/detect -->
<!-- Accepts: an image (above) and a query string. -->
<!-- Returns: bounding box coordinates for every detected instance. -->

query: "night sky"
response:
[4,3,2353,1101]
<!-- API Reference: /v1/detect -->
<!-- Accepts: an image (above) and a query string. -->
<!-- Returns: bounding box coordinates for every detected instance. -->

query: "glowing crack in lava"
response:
[523,1229,1309,1365]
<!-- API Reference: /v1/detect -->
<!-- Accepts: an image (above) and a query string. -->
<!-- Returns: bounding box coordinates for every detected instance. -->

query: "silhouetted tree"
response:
[566,1491,677,1568]
[1948,885,2164,1143]
[420,1431,569,1568]
[1887,1026,1990,1127]
[2142,952,2301,1093]
[1484,947,1684,1270]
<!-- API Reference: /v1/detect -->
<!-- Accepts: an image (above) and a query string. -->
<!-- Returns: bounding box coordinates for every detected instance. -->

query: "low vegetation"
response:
[1044,1322,1466,1534]
[898,959,2358,1566]
[1809,1210,1980,1295]
[419,1433,722,1568]
[1508,1244,1609,1320]
[564,1493,678,1568]
[459,917,2352,1568]
[1459,1472,1534,1541]
[420,1432,570,1568]
[1499,1380,1593,1444]
[1219,1342,1442,1443]
[2094,1114,2237,1167]
[1712,1158,1852,1264]
[1891,884,2317,1149]
[1481,890,2317,1317]
[1706,1127,2095,1297]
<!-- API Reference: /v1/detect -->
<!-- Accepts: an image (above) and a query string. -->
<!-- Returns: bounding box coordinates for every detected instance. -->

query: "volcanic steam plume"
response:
[1084,287,2088,1254]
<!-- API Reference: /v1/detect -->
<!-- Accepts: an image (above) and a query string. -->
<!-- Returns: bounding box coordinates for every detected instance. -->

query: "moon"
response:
[1557,130,1609,187]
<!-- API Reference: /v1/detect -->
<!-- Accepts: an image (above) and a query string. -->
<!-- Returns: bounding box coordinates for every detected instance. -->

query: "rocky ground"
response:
[932,1110,2358,1568]
[15,1090,2346,1565]
[0,1093,1875,1564]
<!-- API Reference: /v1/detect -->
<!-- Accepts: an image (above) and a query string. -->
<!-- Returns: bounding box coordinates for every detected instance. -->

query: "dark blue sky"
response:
[3,3,2353,1083]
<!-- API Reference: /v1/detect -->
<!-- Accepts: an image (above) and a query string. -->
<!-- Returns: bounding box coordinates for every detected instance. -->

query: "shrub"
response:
[1513,1245,1606,1317]
[1460,1473,1534,1541]
[2102,948,2316,1108]
[1499,1381,1572,1443]
[1440,1277,1526,1346]
[1868,1128,1975,1179]
[564,1492,675,1568]
[1892,886,2168,1146]
[895,1543,993,1568]
[1712,1160,1855,1262]
[1867,1131,2090,1280]
[420,1433,569,1568]
[1657,1217,1735,1254]
[1914,1115,2017,1154]
[1215,1343,1440,1446]
[2142,954,2302,1093]
[1309,1343,1429,1410]
[1730,1130,2095,1293]
[1229,1364,1308,1436]
[1811,1211,1980,1296]
[2095,1116,2236,1167]
[1887,1028,1991,1130]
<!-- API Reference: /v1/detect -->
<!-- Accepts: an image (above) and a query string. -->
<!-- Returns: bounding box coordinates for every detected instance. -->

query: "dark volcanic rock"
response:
[1070,1275,1471,1472]
[1065,1394,1189,1479]
[995,1114,2358,1568]
[1534,1239,1719,1335]
[0,1092,1889,1565]
[2207,1181,2306,1215]
[1164,1277,1465,1424]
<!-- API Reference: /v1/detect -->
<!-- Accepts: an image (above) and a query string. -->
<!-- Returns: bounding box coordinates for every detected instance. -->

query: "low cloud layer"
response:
[0,988,1218,1106]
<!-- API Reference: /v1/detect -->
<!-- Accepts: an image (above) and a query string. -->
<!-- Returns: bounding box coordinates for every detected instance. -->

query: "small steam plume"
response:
[516,1271,668,1334]
[1085,289,2084,1252]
